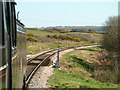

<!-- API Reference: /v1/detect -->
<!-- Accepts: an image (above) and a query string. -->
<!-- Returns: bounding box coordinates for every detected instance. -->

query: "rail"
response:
[26,52,56,86]
[26,44,99,87]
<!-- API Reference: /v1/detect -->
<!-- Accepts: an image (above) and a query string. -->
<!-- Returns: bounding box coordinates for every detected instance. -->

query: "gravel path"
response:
[28,66,54,88]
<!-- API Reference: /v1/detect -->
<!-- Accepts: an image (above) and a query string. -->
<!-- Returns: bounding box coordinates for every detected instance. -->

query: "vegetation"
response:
[102,16,118,53]
[27,42,90,55]
[27,28,103,55]
[25,27,43,30]
[71,28,98,33]
[26,25,118,88]
[81,46,103,51]
[67,33,102,43]
[47,34,83,42]
[79,46,118,84]
[27,29,102,43]
[88,29,98,33]
[48,46,118,88]
[27,33,38,42]
[27,30,96,55]
[80,29,88,33]
[48,69,118,88]
[101,16,119,84]
[45,26,103,33]
[27,28,102,55]
[26,27,100,34]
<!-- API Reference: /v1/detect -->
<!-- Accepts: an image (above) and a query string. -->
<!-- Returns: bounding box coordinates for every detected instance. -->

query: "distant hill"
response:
[45,26,103,32]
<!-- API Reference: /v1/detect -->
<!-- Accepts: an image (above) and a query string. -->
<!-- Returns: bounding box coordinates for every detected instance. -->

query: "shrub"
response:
[80,29,88,33]
[85,41,91,43]
[60,30,70,33]
[47,34,82,42]
[88,29,98,33]
[27,33,38,42]
[102,16,118,52]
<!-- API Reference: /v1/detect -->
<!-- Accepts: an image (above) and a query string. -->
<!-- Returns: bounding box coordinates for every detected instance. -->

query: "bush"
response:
[27,33,38,42]
[101,16,118,84]
[47,34,82,42]
[102,16,118,52]
[80,29,88,33]
[88,29,98,33]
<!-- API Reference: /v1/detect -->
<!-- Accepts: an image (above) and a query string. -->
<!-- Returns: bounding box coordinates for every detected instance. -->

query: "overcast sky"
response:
[16,0,118,27]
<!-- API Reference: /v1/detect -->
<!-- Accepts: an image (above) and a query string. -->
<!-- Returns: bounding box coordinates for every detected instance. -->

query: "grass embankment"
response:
[48,46,118,88]
[27,30,98,55]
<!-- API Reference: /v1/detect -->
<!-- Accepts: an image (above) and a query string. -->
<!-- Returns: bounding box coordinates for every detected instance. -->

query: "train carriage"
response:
[0,1,26,89]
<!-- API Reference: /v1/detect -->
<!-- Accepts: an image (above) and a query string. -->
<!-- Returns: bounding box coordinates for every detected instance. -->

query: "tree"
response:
[88,29,93,32]
[88,29,97,33]
[80,29,88,33]
[102,16,118,53]
[102,16,119,84]
[71,28,79,32]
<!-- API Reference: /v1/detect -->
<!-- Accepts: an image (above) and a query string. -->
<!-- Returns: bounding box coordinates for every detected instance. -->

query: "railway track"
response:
[26,49,57,87]
[25,44,99,87]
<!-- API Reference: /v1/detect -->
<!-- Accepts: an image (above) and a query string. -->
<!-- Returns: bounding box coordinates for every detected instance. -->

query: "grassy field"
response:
[48,46,118,88]
[27,30,102,43]
[67,33,102,43]
[27,42,90,54]
[27,30,102,54]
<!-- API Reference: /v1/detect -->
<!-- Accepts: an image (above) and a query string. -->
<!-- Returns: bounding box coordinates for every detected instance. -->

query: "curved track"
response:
[26,44,99,87]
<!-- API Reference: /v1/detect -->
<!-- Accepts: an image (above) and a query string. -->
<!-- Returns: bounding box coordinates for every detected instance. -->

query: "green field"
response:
[48,46,118,88]
[27,30,102,43]
[27,30,102,54]
[67,32,102,43]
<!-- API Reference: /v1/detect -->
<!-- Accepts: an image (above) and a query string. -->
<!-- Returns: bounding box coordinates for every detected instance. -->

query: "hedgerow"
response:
[47,34,82,42]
